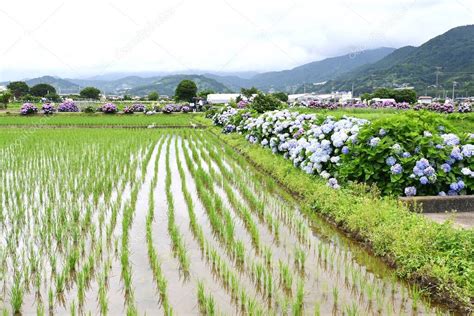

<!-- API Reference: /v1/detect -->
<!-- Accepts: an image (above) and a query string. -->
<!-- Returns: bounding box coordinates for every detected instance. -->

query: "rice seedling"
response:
[10,273,23,315]
[278,260,293,295]
[332,286,339,306]
[294,246,306,273]
[292,280,304,316]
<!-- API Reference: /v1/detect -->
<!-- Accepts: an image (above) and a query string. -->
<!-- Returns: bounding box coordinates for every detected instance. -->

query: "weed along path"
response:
[0,128,454,315]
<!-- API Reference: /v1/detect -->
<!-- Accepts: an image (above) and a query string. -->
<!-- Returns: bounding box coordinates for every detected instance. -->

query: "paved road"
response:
[424,212,474,229]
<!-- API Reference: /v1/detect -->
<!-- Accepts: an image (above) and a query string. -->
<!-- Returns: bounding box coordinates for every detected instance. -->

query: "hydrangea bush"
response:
[132,103,145,112]
[42,103,55,115]
[212,107,473,196]
[339,111,473,196]
[100,103,118,114]
[20,103,38,115]
[123,105,134,114]
[57,101,79,112]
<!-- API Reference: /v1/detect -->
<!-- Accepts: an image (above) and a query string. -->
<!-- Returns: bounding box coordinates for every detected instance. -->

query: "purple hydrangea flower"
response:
[100,103,117,114]
[58,101,79,112]
[132,103,145,112]
[20,103,38,115]
[402,152,411,158]
[341,146,349,155]
[42,103,55,114]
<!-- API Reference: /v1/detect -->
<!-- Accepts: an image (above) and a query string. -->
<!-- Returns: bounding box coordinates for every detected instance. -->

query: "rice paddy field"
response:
[0,125,456,315]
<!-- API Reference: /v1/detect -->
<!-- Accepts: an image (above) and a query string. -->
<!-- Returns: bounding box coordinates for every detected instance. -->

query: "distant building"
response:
[418,96,433,104]
[207,93,241,104]
[289,91,352,104]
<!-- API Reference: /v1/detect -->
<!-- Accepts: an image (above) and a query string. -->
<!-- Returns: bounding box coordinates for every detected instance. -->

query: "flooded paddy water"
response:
[0,128,454,315]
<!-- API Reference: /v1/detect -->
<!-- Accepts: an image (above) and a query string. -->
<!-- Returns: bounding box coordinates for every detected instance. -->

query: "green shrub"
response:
[250,93,283,113]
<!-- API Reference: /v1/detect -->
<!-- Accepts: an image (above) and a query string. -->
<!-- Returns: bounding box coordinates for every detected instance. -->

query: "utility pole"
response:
[452,81,457,101]
[435,66,442,98]
[351,82,354,97]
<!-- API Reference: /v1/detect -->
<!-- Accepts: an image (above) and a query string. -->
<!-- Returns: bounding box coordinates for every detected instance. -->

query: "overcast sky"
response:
[1,0,473,81]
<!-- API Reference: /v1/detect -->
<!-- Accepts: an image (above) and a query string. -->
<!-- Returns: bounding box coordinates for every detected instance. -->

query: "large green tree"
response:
[30,84,56,97]
[197,89,215,98]
[250,93,283,113]
[0,91,12,109]
[7,81,29,99]
[147,91,159,101]
[175,80,197,101]
[80,87,101,99]
[240,87,259,99]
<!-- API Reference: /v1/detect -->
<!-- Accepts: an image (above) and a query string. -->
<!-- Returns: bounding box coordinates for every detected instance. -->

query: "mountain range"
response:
[309,24,474,96]
[2,24,473,97]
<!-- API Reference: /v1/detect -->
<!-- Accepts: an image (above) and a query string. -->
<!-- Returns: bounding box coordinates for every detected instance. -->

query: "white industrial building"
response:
[207,93,242,104]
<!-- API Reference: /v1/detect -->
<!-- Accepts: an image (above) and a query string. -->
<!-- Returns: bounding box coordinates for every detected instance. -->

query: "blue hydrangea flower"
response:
[449,182,459,191]
[391,143,402,153]
[441,133,460,146]
[423,166,435,177]
[450,147,463,161]
[438,191,446,196]
[423,131,432,137]
[404,186,417,196]
[457,180,465,190]
[369,137,380,147]
[440,163,451,173]
[379,129,386,136]
[341,146,349,154]
[386,156,396,166]
[390,164,403,175]
[419,176,429,185]
[402,152,411,158]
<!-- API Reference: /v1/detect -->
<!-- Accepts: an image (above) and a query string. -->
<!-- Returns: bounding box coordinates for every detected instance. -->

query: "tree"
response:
[30,84,56,97]
[241,87,259,99]
[175,80,197,102]
[272,92,288,102]
[45,93,60,102]
[369,88,417,103]
[7,81,29,99]
[360,93,371,101]
[80,87,101,99]
[393,89,417,103]
[148,91,159,101]
[197,89,215,98]
[0,91,12,109]
[250,93,282,113]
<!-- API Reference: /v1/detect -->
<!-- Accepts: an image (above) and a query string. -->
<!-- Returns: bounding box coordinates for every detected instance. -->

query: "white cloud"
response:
[0,0,472,80]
